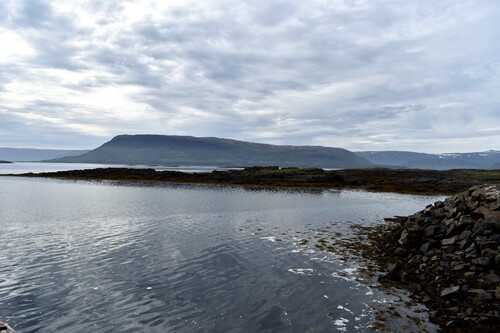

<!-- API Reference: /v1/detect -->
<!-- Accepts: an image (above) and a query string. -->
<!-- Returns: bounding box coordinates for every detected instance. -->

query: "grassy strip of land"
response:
[9,166,500,194]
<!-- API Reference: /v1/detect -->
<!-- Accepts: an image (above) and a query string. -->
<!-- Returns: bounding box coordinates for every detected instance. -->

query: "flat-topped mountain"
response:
[50,134,372,168]
[356,150,500,170]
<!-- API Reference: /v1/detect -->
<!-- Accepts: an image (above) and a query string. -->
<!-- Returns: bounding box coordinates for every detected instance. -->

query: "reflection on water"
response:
[0,162,242,175]
[0,176,443,332]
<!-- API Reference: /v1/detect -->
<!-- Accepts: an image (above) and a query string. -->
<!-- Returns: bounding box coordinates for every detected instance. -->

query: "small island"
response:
[0,160,13,163]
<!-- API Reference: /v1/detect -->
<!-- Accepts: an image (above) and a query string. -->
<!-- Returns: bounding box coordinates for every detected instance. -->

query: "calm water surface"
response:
[0,175,443,332]
[0,162,240,174]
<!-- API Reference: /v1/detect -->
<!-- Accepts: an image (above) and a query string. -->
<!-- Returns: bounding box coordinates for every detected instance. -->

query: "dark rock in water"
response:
[372,184,500,332]
[435,200,445,208]
[0,322,16,332]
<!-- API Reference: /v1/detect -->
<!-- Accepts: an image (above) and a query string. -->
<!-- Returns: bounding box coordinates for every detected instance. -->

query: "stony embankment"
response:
[374,185,500,332]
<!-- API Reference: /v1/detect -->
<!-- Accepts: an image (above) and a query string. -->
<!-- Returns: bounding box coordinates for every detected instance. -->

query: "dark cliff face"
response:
[50,134,372,168]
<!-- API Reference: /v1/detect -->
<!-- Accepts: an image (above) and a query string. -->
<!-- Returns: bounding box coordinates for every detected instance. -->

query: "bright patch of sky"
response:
[0,0,499,152]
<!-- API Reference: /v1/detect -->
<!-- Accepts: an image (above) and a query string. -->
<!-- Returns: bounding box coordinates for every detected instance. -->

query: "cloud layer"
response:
[1,0,499,152]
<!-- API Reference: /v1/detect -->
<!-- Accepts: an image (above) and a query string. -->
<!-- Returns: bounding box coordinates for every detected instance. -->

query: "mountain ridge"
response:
[50,134,372,168]
[356,150,500,170]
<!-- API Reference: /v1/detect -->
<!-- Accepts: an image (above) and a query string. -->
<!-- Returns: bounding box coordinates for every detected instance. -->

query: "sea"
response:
[0,162,443,332]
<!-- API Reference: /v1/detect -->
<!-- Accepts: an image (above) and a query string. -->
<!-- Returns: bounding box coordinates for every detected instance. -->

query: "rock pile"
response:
[379,185,500,332]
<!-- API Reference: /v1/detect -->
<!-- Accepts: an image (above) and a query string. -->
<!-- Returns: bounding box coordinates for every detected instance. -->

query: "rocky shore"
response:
[9,166,500,194]
[370,185,500,332]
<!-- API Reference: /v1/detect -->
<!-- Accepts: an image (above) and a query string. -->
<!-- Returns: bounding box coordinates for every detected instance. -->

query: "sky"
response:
[0,0,499,153]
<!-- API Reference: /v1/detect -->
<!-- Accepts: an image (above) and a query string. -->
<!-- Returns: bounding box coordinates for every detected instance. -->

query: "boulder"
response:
[441,285,460,298]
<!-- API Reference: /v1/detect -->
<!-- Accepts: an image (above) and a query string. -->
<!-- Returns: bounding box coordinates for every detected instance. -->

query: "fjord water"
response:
[0,176,442,332]
[0,162,240,175]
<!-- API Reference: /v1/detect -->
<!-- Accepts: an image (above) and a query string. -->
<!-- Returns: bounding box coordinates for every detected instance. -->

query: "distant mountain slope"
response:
[356,151,436,166]
[0,148,90,162]
[51,134,372,168]
[357,150,500,170]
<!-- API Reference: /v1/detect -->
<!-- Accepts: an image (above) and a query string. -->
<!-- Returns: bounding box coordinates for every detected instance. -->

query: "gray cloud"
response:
[0,0,499,152]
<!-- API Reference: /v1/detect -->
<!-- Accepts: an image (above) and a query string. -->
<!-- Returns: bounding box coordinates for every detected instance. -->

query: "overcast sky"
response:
[1,0,499,153]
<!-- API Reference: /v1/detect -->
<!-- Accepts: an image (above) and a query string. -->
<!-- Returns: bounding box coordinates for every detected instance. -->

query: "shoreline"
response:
[3,166,500,195]
[354,185,500,332]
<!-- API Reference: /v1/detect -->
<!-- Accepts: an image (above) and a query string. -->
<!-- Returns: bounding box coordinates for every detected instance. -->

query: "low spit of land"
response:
[9,166,500,195]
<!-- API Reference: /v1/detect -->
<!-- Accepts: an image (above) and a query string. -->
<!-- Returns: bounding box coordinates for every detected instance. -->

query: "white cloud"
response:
[0,30,35,63]
[0,0,499,152]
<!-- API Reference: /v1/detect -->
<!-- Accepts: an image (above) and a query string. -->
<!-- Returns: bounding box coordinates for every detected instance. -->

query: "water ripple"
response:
[0,178,442,332]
